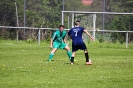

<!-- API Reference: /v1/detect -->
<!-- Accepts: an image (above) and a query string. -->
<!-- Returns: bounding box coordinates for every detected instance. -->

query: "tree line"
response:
[0,0,133,43]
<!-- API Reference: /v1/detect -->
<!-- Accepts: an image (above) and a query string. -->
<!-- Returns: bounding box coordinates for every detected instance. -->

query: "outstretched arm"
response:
[50,39,53,49]
[68,30,72,39]
[83,30,93,41]
[68,34,72,39]
[63,37,66,43]
[50,32,56,49]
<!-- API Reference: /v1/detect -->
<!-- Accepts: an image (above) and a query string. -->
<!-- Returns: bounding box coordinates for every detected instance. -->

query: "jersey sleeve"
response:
[51,32,57,40]
[68,29,72,35]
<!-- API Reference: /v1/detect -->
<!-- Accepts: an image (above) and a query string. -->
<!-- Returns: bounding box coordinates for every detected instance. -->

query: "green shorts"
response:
[53,42,66,49]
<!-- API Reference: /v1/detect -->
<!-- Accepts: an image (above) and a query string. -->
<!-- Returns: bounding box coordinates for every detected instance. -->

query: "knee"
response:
[84,50,88,53]
[65,46,70,51]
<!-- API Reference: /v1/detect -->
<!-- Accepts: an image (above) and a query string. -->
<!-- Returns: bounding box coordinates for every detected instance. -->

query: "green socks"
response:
[67,51,72,60]
[48,53,54,61]
[48,51,71,61]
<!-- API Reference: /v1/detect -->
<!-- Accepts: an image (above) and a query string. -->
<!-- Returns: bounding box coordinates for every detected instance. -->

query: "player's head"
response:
[75,20,80,26]
[59,25,65,32]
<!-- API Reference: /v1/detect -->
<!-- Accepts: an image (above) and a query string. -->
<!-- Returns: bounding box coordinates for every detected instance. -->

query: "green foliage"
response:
[99,36,104,43]
[26,38,34,43]
[107,15,133,43]
[0,0,16,26]
[0,0,133,42]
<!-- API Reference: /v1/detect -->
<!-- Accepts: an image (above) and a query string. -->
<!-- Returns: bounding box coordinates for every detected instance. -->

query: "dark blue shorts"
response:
[72,43,87,52]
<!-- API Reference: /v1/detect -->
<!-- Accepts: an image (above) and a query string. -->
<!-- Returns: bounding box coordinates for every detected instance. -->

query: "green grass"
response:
[0,40,133,88]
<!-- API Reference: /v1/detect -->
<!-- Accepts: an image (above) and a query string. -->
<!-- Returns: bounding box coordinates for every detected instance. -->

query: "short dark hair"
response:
[76,20,80,23]
[59,25,65,28]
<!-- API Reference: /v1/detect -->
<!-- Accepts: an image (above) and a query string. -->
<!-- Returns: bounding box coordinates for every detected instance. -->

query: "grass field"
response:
[0,40,133,88]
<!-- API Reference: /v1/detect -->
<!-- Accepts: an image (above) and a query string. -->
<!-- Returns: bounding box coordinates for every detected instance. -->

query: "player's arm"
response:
[68,29,72,39]
[68,34,72,39]
[50,32,56,48]
[62,31,67,43]
[63,37,66,43]
[50,39,53,49]
[83,30,93,41]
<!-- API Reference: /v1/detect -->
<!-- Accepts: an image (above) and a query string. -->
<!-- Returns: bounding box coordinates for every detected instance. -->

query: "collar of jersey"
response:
[75,26,80,27]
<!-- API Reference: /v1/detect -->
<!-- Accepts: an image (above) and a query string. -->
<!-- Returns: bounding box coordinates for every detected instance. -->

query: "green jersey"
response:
[52,30,67,43]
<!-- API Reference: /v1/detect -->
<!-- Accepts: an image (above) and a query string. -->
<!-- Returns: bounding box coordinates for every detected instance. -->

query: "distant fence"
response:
[0,26,133,48]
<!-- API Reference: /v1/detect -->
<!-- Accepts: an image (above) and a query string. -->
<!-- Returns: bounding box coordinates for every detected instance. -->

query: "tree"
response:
[106,0,133,43]
[0,0,16,39]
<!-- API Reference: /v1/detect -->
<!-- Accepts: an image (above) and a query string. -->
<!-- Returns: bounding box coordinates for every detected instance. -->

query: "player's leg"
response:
[70,44,78,64]
[84,50,92,65]
[82,43,92,65]
[48,48,58,61]
[48,42,59,61]
[84,49,92,64]
[64,45,72,61]
[60,42,72,61]
[84,49,89,62]
[71,52,76,64]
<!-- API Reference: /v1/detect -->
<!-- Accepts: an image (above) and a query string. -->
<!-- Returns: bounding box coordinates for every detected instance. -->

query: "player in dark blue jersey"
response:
[68,20,93,65]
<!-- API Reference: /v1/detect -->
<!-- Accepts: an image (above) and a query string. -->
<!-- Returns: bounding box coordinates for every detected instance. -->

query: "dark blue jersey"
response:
[68,26,85,45]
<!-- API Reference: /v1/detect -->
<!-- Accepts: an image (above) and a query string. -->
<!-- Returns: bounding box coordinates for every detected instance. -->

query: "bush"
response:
[99,36,104,43]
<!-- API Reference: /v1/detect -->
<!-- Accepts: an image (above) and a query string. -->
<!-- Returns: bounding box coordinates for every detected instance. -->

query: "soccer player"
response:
[68,20,93,65]
[48,25,72,61]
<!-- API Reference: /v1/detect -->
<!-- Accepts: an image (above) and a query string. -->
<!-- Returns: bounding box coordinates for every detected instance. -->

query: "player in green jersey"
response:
[48,25,72,61]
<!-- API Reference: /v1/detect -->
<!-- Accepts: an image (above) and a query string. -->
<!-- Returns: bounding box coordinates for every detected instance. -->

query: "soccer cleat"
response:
[48,59,51,62]
[86,62,92,65]
[70,62,74,65]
